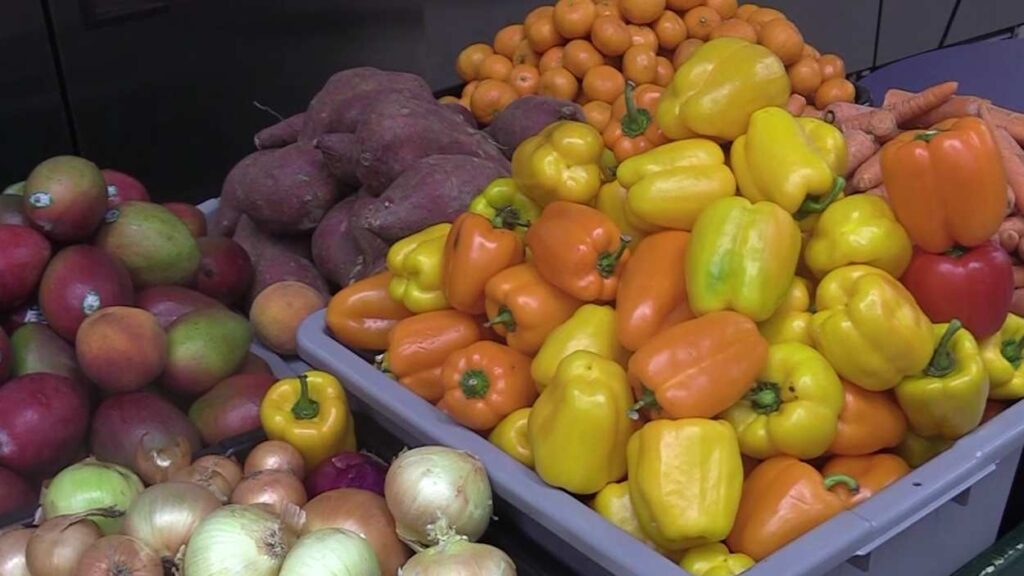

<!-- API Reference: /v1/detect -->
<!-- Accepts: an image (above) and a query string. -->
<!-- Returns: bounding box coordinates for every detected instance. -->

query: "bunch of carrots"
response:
[452,0,854,152]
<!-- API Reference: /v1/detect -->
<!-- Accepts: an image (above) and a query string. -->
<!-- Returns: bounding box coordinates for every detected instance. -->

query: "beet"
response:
[0,373,90,477]
[0,224,52,312]
[9,323,80,381]
[0,195,29,226]
[38,245,134,341]
[0,327,9,385]
[163,202,208,238]
[0,466,37,517]
[188,373,275,445]
[102,169,150,208]
[305,452,388,498]
[90,391,202,471]
[23,155,108,242]
[195,237,254,305]
[135,285,225,330]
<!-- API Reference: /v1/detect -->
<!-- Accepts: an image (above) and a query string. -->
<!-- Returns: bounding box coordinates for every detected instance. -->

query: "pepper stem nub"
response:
[291,374,321,420]
[485,306,518,332]
[460,369,491,399]
[627,387,658,421]
[925,319,963,377]
[620,82,651,138]
[492,206,529,230]
[795,176,845,220]
[824,474,860,493]
[747,382,783,414]
[597,235,631,278]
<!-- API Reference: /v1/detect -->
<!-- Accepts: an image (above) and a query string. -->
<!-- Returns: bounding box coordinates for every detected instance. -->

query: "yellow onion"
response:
[74,535,162,576]
[399,537,516,576]
[132,435,191,485]
[243,441,305,479]
[170,455,242,503]
[231,470,307,515]
[26,512,108,576]
[0,528,34,576]
[183,505,297,576]
[384,447,492,548]
[122,482,221,568]
[279,528,380,576]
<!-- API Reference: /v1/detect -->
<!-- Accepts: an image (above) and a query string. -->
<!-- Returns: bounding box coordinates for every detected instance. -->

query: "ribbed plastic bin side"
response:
[299,309,1024,576]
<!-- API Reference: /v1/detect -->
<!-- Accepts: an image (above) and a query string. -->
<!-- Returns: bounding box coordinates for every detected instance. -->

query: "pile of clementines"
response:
[452,0,855,137]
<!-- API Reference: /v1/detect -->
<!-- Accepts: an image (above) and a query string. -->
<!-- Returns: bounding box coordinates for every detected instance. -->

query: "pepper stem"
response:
[795,176,845,220]
[291,374,320,420]
[492,206,529,230]
[925,319,963,377]
[485,305,518,332]
[627,387,658,421]
[914,129,942,142]
[460,369,491,399]
[824,474,860,493]
[747,382,783,414]
[620,82,652,138]
[1001,338,1024,369]
[597,235,631,278]
[945,245,968,258]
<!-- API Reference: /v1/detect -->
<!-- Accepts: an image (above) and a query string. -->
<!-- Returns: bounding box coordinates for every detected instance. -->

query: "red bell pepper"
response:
[900,242,1013,340]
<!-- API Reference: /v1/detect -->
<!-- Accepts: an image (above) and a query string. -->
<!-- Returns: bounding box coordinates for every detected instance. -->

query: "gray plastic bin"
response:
[299,303,1024,576]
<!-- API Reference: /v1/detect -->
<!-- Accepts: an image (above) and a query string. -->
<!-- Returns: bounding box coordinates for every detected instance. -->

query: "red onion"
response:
[305,452,387,498]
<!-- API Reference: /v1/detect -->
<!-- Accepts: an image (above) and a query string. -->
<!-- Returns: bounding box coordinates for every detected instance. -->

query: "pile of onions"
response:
[244,441,305,478]
[0,528,34,576]
[41,459,145,535]
[183,505,297,576]
[170,455,242,503]
[305,452,388,498]
[399,537,517,576]
[303,489,410,575]
[26,512,106,576]
[231,470,307,515]
[279,528,380,576]
[75,535,162,576]
[122,481,221,568]
[384,447,493,548]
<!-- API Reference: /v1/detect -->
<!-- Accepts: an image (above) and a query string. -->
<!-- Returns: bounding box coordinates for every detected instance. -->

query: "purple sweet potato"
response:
[300,67,434,141]
[227,142,339,234]
[315,133,361,189]
[358,155,510,241]
[355,95,507,195]
[312,192,389,288]
[443,102,478,130]
[254,112,305,150]
[232,216,328,303]
[485,96,586,159]
[233,215,311,262]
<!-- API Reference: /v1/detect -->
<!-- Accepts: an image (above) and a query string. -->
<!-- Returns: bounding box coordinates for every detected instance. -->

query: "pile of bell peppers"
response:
[322,37,1019,575]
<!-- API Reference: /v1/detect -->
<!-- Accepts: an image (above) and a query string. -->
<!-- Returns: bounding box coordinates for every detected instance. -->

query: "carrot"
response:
[786,93,807,116]
[842,128,879,177]
[850,150,882,192]
[981,105,1024,212]
[822,102,876,123]
[988,106,1024,145]
[801,105,824,120]
[837,109,899,141]
[880,81,958,126]
[865,185,888,201]
[882,88,912,109]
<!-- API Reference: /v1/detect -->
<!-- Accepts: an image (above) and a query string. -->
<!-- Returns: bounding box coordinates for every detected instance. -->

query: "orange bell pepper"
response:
[484,263,582,355]
[727,456,859,561]
[829,380,908,456]
[325,271,412,351]
[442,212,525,315]
[526,201,631,302]
[382,310,482,402]
[437,340,538,431]
[627,311,768,420]
[821,454,911,508]
[616,230,694,351]
[880,117,1008,253]
[983,400,1009,424]
[603,82,669,162]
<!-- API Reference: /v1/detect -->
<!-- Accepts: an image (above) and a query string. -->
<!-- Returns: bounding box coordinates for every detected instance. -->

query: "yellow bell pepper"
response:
[529,350,634,495]
[387,223,451,313]
[811,265,934,391]
[511,120,605,207]
[595,181,660,242]
[488,407,533,468]
[980,314,1024,400]
[757,277,813,346]
[616,139,737,231]
[627,418,743,551]
[656,38,790,142]
[679,543,756,576]
[895,430,953,468]
[260,371,356,470]
[722,342,844,460]
[803,194,913,279]
[467,177,540,238]
[895,320,989,440]
[592,481,668,554]
[531,304,627,392]
[686,196,802,321]
[732,107,847,216]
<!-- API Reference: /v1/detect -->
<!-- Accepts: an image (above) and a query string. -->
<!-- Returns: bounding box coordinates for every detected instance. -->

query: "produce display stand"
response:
[298,309,1024,576]
[953,519,1024,576]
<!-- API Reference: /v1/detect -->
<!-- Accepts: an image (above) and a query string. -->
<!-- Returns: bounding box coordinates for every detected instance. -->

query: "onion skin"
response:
[303,489,410,576]
[123,482,221,563]
[0,528,34,576]
[27,513,104,576]
[244,441,305,479]
[231,470,308,515]
[305,452,387,498]
[0,466,38,518]
[89,391,201,473]
[74,535,162,576]
[133,435,191,485]
[183,505,296,576]
[399,538,517,576]
[170,455,242,503]
[42,460,145,535]
[279,528,381,576]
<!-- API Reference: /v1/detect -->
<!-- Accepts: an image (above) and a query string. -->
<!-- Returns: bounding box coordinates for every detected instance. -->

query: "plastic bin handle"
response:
[853,463,998,557]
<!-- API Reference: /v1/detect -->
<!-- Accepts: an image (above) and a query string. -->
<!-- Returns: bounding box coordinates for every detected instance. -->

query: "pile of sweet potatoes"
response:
[210,67,583,296]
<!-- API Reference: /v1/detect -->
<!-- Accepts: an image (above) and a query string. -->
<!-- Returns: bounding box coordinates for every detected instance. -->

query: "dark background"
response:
[2,0,1022,203]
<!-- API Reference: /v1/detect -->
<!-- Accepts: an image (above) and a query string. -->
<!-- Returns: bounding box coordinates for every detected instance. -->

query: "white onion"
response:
[183,505,297,576]
[122,482,221,566]
[0,528,34,576]
[41,459,145,535]
[398,537,516,576]
[279,528,381,576]
[384,447,492,548]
